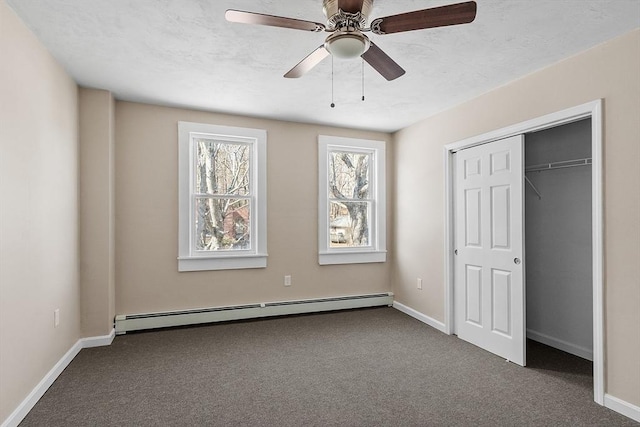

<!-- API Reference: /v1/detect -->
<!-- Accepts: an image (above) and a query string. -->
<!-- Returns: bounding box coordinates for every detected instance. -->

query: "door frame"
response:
[443,100,604,405]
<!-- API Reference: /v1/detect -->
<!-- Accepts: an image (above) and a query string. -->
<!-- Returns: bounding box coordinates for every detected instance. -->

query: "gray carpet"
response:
[20,307,637,426]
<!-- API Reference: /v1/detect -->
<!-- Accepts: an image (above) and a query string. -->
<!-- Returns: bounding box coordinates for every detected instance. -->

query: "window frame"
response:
[318,135,386,265]
[178,121,267,271]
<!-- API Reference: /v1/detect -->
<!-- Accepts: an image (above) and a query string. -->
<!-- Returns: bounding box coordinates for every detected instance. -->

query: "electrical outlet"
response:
[284,275,292,287]
[54,309,60,327]
[417,278,423,290]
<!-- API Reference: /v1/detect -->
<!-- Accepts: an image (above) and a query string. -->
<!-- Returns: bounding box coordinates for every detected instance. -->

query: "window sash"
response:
[193,196,252,253]
[328,149,372,200]
[193,138,252,197]
[328,200,374,250]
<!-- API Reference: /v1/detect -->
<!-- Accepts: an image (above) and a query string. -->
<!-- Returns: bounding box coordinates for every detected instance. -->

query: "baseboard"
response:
[393,301,447,333]
[81,328,115,348]
[1,330,115,427]
[115,293,394,334]
[604,394,640,423]
[526,328,593,361]
[1,340,81,427]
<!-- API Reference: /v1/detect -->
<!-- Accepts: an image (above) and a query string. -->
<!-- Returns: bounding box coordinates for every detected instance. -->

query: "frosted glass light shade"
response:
[326,34,368,59]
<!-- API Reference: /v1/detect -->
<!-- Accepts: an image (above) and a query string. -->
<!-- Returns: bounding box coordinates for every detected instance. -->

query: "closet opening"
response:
[444,100,603,404]
[524,118,594,387]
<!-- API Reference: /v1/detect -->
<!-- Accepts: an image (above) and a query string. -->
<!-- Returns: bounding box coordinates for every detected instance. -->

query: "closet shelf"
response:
[525,157,592,173]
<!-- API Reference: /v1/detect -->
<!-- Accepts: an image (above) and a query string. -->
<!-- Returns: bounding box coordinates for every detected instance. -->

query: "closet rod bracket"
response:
[525,175,542,200]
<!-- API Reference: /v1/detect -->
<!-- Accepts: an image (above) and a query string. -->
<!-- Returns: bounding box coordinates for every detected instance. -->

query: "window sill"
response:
[178,254,267,272]
[319,251,386,265]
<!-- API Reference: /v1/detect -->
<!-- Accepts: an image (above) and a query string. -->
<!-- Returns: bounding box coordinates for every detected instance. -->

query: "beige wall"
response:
[79,88,116,337]
[393,30,640,405]
[0,1,80,422]
[115,102,393,315]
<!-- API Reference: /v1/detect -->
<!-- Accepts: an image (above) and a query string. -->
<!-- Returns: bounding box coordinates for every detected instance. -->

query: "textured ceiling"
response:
[6,0,640,132]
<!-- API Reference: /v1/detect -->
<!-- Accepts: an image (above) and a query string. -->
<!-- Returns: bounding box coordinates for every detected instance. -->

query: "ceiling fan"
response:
[225,0,477,81]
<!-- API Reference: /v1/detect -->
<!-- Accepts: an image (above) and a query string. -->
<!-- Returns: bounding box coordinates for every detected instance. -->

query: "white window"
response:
[318,135,386,265]
[178,122,267,271]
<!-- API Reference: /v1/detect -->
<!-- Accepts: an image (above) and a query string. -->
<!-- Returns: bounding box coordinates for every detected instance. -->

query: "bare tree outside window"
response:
[328,151,371,247]
[194,139,251,251]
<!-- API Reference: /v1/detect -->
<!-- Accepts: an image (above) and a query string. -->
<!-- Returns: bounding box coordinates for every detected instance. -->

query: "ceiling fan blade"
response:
[338,0,366,14]
[284,46,330,78]
[225,10,325,32]
[370,1,477,35]
[361,42,405,81]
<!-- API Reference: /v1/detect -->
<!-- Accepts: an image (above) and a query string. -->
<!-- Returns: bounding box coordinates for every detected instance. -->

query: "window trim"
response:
[178,121,267,271]
[318,135,386,265]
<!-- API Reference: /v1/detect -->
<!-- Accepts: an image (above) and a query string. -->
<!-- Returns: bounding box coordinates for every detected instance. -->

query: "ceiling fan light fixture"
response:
[228,1,478,80]
[325,33,370,59]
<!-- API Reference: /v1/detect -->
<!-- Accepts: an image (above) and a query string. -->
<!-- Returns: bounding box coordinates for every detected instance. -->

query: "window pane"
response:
[329,151,370,199]
[195,197,250,250]
[195,139,250,195]
[329,201,370,247]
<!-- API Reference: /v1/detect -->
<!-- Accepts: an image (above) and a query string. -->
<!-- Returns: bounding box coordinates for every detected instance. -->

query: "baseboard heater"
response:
[115,292,393,334]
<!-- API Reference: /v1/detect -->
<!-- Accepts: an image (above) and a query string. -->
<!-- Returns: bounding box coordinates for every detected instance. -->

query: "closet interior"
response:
[524,118,593,361]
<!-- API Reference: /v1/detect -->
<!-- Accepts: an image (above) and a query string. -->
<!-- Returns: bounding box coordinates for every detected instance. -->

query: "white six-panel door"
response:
[454,135,525,366]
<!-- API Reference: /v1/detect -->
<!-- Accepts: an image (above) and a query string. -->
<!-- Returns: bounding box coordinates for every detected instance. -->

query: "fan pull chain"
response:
[330,56,335,108]
[361,58,365,101]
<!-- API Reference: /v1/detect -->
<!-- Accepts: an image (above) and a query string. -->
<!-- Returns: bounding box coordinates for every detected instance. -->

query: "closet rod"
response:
[525,157,592,173]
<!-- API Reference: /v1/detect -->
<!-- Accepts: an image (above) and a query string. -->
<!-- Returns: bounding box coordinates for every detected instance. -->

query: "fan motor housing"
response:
[323,0,373,28]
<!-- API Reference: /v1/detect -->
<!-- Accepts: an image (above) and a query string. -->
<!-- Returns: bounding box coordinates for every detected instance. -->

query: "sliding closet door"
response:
[454,135,525,366]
